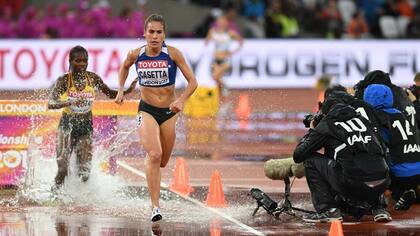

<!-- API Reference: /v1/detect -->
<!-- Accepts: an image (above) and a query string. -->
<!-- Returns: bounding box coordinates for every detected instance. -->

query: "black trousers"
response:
[304,154,389,213]
[390,173,420,200]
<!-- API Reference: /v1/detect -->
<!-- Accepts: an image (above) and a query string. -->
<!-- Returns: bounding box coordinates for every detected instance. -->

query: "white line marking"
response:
[117,160,265,236]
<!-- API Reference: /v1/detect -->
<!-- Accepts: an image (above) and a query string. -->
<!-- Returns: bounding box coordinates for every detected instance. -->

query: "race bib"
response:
[67,90,94,114]
[137,113,143,127]
[137,60,170,86]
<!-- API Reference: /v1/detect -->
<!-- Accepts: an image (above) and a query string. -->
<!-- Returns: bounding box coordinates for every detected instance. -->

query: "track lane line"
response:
[117,160,265,236]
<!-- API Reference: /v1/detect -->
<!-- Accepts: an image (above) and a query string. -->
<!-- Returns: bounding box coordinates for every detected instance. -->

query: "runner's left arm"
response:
[168,46,198,113]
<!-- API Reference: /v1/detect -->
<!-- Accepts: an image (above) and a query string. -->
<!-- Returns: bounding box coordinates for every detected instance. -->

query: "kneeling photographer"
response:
[293,96,391,223]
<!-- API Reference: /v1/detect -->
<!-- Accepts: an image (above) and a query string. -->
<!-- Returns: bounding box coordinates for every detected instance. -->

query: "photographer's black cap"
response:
[363,70,392,86]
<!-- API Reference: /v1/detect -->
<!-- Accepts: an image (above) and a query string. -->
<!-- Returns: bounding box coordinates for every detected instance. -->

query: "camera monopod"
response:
[250,158,315,219]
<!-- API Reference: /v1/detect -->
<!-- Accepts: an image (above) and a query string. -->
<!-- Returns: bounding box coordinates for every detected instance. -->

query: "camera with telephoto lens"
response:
[250,188,278,214]
[303,113,323,128]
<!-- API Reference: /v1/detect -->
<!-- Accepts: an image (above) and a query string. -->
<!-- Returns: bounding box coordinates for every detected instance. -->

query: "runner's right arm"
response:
[115,48,140,104]
[48,75,73,109]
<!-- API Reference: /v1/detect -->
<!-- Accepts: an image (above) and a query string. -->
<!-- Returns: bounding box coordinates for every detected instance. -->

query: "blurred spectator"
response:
[57,3,75,38]
[265,0,299,38]
[194,8,222,37]
[0,6,16,38]
[406,14,420,38]
[113,6,132,38]
[191,0,222,7]
[241,0,265,38]
[396,0,414,18]
[242,0,265,23]
[414,0,420,15]
[128,7,145,37]
[299,0,323,37]
[347,11,370,38]
[3,0,420,39]
[357,0,383,37]
[73,6,96,38]
[17,6,43,38]
[358,0,383,24]
[243,16,265,38]
[12,1,146,39]
[114,0,146,38]
[320,0,343,38]
[42,4,60,38]
[381,0,400,17]
[91,6,114,37]
[265,0,283,38]
[0,0,25,18]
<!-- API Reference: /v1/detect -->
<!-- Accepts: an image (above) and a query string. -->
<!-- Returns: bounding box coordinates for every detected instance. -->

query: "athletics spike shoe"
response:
[302,208,343,223]
[394,189,416,211]
[151,206,162,222]
[372,208,392,222]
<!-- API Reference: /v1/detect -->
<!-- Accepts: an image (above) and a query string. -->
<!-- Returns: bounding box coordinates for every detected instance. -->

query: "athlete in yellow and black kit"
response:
[48,45,136,191]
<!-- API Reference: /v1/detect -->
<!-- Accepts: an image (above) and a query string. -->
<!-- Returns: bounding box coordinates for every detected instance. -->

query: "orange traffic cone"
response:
[206,170,227,208]
[328,220,344,236]
[169,157,194,196]
[236,93,251,130]
[209,218,221,236]
[236,93,251,119]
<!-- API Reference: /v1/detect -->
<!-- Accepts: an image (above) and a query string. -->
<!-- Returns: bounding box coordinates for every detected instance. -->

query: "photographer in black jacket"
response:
[325,85,381,126]
[364,84,420,211]
[354,70,417,131]
[407,73,420,130]
[293,96,391,223]
[408,73,420,101]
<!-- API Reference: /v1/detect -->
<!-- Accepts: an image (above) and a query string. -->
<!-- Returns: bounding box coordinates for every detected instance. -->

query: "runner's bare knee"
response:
[148,150,162,164]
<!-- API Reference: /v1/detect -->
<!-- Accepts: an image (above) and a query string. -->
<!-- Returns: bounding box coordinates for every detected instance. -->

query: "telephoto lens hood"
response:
[264,157,305,180]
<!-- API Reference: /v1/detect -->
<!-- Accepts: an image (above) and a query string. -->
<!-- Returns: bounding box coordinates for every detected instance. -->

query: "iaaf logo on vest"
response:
[404,144,420,153]
[138,60,168,69]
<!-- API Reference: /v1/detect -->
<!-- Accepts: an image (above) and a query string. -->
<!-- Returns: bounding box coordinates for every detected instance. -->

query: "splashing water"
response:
[4,113,294,230]
[9,115,220,223]
[15,118,144,207]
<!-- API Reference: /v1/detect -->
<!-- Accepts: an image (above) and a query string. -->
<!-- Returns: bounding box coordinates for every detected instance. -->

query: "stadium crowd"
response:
[1,0,420,39]
[195,0,420,38]
[0,0,146,38]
